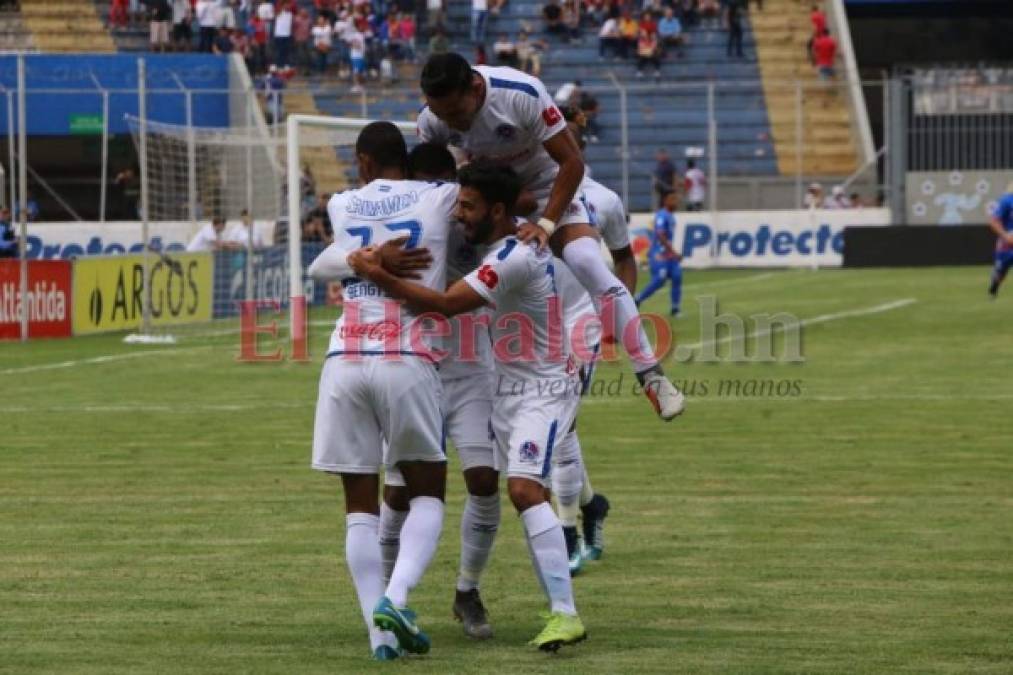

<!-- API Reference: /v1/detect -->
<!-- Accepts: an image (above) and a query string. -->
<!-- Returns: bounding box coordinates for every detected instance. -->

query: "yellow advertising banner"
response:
[72,253,212,334]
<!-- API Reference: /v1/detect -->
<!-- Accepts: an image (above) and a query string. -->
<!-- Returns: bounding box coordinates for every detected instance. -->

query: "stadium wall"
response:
[842,224,994,267]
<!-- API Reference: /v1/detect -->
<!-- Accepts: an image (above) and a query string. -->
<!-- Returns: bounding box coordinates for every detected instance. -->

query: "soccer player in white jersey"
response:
[308,122,456,661]
[350,161,589,651]
[416,52,685,423]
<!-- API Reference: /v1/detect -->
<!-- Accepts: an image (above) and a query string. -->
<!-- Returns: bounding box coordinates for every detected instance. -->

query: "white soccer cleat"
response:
[642,372,685,421]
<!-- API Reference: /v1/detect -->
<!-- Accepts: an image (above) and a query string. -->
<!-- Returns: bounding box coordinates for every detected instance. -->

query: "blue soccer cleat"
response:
[581,493,610,561]
[372,596,431,655]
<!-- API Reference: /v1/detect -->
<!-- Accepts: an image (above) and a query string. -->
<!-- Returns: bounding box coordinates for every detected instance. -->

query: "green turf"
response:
[3,267,1013,674]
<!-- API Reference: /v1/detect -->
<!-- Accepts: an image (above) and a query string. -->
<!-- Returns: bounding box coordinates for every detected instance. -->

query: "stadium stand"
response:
[752,2,859,177]
[19,0,115,53]
[0,2,36,52]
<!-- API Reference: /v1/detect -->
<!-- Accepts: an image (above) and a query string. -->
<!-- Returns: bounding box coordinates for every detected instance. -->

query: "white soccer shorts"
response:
[385,370,495,487]
[534,189,593,229]
[491,372,581,486]
[312,356,445,474]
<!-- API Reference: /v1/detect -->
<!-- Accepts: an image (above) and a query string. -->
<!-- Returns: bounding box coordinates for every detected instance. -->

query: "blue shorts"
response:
[995,249,1013,275]
[351,57,365,75]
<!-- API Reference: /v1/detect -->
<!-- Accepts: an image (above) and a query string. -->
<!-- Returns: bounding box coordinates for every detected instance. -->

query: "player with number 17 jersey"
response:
[325,179,459,359]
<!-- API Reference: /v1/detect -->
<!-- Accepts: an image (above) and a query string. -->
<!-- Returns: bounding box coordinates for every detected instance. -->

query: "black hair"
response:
[560,105,582,122]
[408,142,457,180]
[355,121,408,170]
[458,161,522,214]
[420,52,474,98]
[687,159,696,169]
[661,189,677,201]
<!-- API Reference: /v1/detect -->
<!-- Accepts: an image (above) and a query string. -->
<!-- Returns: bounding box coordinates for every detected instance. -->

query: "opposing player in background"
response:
[988,184,1013,298]
[308,122,455,660]
[417,52,685,423]
[351,162,589,651]
[636,189,683,317]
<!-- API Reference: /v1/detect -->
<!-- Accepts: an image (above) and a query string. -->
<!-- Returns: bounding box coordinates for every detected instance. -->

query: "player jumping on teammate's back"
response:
[988,186,1013,298]
[350,161,588,651]
[417,52,685,422]
[308,122,459,661]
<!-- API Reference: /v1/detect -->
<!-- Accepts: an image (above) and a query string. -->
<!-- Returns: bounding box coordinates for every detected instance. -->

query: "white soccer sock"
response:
[562,236,658,372]
[521,502,577,616]
[378,502,408,586]
[551,432,584,528]
[457,493,501,592]
[386,496,444,608]
[345,513,398,651]
[579,465,595,508]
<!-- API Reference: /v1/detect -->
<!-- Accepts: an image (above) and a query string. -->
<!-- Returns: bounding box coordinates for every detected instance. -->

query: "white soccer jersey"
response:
[417,65,567,197]
[463,235,594,386]
[326,179,458,359]
[582,178,630,251]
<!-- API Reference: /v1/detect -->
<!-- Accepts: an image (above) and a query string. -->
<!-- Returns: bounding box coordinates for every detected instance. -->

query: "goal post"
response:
[285,114,415,342]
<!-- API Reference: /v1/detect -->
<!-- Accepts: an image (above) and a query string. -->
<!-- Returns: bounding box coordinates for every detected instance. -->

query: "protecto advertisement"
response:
[72,253,213,334]
[0,260,73,339]
[627,208,891,268]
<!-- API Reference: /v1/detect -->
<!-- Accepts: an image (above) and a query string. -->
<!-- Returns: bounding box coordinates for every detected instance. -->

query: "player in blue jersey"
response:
[988,186,1013,298]
[635,190,683,317]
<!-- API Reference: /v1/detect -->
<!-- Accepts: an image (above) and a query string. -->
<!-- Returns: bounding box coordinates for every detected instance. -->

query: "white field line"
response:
[681,271,782,290]
[677,298,918,356]
[0,346,213,376]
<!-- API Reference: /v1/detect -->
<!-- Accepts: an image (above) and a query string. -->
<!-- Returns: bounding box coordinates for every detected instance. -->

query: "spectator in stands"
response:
[249,12,270,72]
[147,0,171,52]
[679,0,699,27]
[516,30,548,76]
[803,182,824,208]
[213,27,234,54]
[429,25,449,54]
[543,0,566,37]
[639,10,657,36]
[725,0,744,59]
[304,194,334,241]
[636,26,661,78]
[256,0,275,38]
[824,185,851,209]
[219,1,238,31]
[585,0,608,25]
[684,159,706,210]
[579,90,600,142]
[598,10,621,60]
[110,0,130,31]
[427,0,445,34]
[493,34,518,67]
[812,28,837,80]
[312,15,333,72]
[170,0,192,52]
[274,2,294,66]
[231,25,251,60]
[472,0,489,44]
[808,4,826,64]
[0,207,16,259]
[618,10,638,58]
[258,65,287,123]
[345,26,367,93]
[562,0,581,43]
[196,0,220,52]
[316,0,337,23]
[849,192,863,208]
[293,8,313,74]
[187,216,247,252]
[554,79,581,108]
[653,149,676,207]
[302,214,333,244]
[657,7,684,57]
[699,0,720,26]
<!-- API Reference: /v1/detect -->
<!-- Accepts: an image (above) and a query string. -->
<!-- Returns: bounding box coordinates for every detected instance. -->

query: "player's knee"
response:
[507,477,547,512]
[463,465,499,497]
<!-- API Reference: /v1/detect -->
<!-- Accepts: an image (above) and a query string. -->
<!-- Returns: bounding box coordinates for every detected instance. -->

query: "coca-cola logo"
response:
[338,320,400,340]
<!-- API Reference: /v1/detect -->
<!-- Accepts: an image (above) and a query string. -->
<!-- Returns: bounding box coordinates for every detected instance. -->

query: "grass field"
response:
[3,267,1013,674]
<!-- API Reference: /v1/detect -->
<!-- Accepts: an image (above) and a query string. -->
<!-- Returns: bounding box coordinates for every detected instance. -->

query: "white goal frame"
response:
[285,114,416,341]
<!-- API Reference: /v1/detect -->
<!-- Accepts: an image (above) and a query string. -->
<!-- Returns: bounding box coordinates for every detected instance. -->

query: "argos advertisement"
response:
[72,253,213,334]
[628,208,891,268]
[0,260,73,339]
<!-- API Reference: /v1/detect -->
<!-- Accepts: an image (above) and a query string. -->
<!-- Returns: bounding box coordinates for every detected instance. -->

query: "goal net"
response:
[125,113,413,343]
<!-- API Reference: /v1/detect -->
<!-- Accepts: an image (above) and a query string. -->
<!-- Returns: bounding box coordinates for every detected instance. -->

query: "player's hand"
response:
[1005,233,1013,247]
[348,246,381,278]
[517,221,550,250]
[378,236,433,279]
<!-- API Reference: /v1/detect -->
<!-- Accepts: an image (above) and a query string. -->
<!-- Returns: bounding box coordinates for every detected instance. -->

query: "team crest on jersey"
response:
[519,440,540,464]
[495,124,517,141]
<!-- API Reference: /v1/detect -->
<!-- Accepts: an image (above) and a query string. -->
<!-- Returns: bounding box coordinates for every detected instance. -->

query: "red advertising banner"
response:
[0,260,73,339]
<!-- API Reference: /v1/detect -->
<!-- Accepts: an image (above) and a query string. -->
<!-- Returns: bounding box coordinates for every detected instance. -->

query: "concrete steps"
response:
[19,0,114,52]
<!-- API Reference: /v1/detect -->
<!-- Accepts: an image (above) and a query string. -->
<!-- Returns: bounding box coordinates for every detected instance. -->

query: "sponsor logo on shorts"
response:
[519,440,540,464]
[338,320,400,341]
